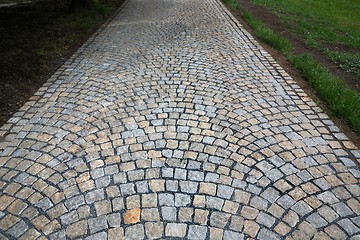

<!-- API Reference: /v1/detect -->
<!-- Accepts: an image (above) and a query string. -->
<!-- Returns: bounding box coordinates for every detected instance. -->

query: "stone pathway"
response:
[0,0,360,239]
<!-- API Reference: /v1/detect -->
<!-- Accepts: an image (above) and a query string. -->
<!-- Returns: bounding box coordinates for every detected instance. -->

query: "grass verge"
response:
[223,0,360,133]
[251,0,360,80]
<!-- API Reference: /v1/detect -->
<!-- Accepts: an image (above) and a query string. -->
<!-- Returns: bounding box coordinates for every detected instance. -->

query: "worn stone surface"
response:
[123,208,140,224]
[0,0,359,238]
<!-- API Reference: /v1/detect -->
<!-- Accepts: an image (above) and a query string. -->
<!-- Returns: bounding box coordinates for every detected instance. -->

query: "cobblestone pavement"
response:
[0,0,360,239]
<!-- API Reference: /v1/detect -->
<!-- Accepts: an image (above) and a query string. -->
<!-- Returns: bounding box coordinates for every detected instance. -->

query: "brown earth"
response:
[225,0,360,147]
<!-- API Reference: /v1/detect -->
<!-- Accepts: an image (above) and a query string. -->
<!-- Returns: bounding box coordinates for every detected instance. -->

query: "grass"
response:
[290,54,360,132]
[325,50,360,76]
[251,0,360,79]
[223,0,360,133]
[241,10,292,54]
[223,0,239,10]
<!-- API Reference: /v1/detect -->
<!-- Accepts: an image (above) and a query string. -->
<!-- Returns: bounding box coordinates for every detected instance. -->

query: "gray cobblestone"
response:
[217,185,234,199]
[317,191,339,204]
[135,181,149,193]
[49,230,65,240]
[223,230,244,240]
[210,211,230,228]
[174,169,187,180]
[179,181,198,194]
[166,180,179,192]
[205,173,220,183]
[307,213,328,228]
[91,169,104,179]
[84,232,107,240]
[60,211,79,225]
[165,223,187,237]
[7,220,28,238]
[318,206,339,222]
[230,215,244,231]
[113,173,127,184]
[127,170,144,181]
[256,211,275,228]
[142,208,160,221]
[35,198,53,211]
[188,225,208,240]
[125,224,144,240]
[258,228,280,240]
[175,193,191,207]
[188,170,205,181]
[161,207,177,221]
[207,196,224,211]
[277,195,296,209]
[145,222,163,239]
[162,168,174,178]
[88,216,107,234]
[291,201,313,216]
[120,183,135,196]
[332,202,353,217]
[159,193,174,206]
[104,165,119,175]
[338,219,360,235]
[95,176,110,188]
[85,189,104,204]
[107,213,121,227]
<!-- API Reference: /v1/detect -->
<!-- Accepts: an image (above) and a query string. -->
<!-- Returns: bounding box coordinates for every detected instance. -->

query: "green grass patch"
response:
[241,11,292,55]
[290,54,360,131]
[223,0,240,10]
[250,0,360,79]
[223,2,360,133]
[325,50,360,76]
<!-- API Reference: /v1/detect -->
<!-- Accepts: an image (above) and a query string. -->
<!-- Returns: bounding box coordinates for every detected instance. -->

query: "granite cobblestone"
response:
[0,0,359,238]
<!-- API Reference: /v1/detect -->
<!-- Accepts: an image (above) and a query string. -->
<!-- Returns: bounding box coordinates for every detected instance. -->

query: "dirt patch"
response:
[225,0,360,147]
[0,0,125,126]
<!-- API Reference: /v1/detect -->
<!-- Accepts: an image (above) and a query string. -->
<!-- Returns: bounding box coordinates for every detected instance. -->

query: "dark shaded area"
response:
[69,0,92,11]
[0,0,124,126]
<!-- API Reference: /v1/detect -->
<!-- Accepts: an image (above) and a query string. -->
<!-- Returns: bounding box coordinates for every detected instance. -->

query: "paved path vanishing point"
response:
[1,0,360,239]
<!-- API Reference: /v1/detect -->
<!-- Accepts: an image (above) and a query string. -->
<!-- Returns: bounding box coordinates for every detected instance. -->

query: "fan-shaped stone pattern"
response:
[0,0,359,239]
